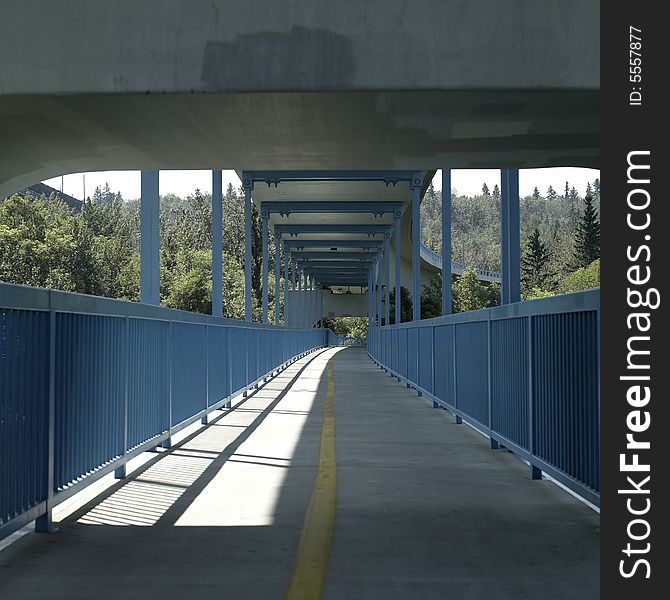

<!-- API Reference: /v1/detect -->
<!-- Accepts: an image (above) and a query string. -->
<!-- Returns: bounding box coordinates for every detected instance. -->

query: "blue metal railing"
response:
[0,282,326,539]
[367,290,600,506]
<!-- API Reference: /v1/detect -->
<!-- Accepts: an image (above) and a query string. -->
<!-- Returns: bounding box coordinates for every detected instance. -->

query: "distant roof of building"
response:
[16,182,83,211]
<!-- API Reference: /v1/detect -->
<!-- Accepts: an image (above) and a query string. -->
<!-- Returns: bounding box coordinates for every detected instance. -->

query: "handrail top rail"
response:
[370,289,599,331]
[0,281,316,331]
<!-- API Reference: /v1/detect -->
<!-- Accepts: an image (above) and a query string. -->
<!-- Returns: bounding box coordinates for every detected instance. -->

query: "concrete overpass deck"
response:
[0,347,599,600]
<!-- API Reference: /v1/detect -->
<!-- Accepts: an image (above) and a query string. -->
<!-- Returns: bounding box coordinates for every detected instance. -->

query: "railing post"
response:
[115,316,130,478]
[453,324,462,424]
[528,315,541,479]
[162,320,173,448]
[35,293,56,532]
[488,314,499,449]
[202,325,209,425]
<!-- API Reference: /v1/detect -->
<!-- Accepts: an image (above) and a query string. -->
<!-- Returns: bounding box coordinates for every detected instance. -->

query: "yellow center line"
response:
[284,355,337,600]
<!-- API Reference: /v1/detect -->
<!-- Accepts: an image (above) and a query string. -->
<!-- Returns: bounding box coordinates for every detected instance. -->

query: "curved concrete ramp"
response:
[0,347,598,599]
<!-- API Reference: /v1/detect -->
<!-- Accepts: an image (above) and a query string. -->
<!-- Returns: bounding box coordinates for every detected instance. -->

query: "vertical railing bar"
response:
[487,313,497,447]
[203,325,209,425]
[163,320,173,449]
[115,317,129,479]
[35,293,55,532]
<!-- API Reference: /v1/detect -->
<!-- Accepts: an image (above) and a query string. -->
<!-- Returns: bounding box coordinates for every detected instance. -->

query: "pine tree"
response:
[547,185,557,200]
[592,179,600,202]
[532,187,540,199]
[482,183,490,197]
[572,193,600,269]
[521,228,552,292]
[492,184,500,199]
[564,181,570,201]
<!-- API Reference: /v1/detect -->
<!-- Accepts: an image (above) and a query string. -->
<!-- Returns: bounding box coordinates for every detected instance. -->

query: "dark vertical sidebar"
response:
[601,3,667,598]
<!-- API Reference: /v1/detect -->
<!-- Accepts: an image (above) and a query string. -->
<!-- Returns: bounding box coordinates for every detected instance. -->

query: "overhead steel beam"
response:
[261,201,403,216]
[275,224,391,236]
[246,170,414,185]
[284,239,385,249]
[297,261,372,269]
[292,251,379,260]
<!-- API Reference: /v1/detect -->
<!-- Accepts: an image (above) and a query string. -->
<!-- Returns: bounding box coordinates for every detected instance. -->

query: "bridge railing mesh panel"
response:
[367,290,600,506]
[0,282,326,540]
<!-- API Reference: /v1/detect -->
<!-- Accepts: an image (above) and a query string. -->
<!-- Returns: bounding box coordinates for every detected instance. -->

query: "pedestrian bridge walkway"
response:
[0,347,599,600]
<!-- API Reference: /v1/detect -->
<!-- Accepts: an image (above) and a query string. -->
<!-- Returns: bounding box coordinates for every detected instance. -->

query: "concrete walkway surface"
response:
[0,347,599,599]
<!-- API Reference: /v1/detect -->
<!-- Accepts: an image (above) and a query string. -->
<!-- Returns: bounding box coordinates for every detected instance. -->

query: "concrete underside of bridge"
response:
[0,0,599,199]
[0,348,598,600]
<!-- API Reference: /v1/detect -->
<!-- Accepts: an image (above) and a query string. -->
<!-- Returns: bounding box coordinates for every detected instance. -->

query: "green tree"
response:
[389,286,413,324]
[421,273,443,319]
[453,269,490,313]
[572,193,600,269]
[521,228,552,293]
[558,259,600,293]
[323,316,368,338]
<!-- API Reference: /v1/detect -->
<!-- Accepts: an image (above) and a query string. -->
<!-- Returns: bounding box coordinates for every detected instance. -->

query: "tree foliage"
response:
[420,177,602,299]
[558,259,600,294]
[572,193,600,270]
[0,184,277,320]
[521,228,552,293]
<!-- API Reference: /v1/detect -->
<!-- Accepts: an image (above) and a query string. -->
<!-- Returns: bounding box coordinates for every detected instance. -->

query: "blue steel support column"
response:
[384,233,391,326]
[441,169,452,315]
[292,259,297,328]
[261,208,269,324]
[243,174,253,321]
[377,253,382,327]
[211,170,223,316]
[284,243,290,327]
[501,169,521,304]
[368,267,375,327]
[312,276,316,327]
[275,232,281,325]
[319,285,323,327]
[140,171,160,305]
[394,211,402,324]
[411,172,422,321]
[297,268,303,328]
[307,274,311,328]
